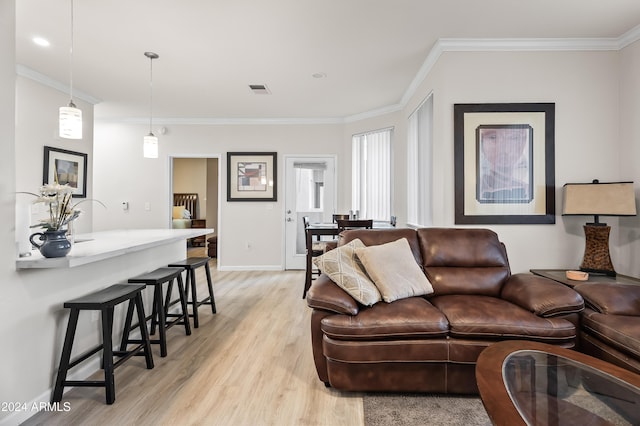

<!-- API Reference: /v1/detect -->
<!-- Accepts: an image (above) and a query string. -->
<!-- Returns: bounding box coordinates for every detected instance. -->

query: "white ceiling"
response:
[15,0,640,121]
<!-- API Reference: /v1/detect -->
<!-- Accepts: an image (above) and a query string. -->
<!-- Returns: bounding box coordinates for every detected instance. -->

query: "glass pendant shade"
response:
[143,133,158,158]
[59,102,82,139]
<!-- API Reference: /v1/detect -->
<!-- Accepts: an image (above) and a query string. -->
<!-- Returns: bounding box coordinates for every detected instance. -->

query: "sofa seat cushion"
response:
[320,297,448,341]
[431,295,576,342]
[323,336,449,362]
[581,308,640,359]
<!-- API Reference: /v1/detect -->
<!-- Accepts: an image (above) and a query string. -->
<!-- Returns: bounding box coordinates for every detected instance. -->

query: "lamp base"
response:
[579,224,616,277]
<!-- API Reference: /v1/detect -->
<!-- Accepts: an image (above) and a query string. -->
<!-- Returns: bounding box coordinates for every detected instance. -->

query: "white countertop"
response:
[16,228,214,269]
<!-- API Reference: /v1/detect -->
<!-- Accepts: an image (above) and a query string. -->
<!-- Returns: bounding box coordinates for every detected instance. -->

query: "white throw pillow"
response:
[355,238,434,303]
[313,238,381,306]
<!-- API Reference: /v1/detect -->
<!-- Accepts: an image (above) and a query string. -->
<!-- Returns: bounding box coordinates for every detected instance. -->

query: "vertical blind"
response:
[352,128,392,221]
[407,94,433,227]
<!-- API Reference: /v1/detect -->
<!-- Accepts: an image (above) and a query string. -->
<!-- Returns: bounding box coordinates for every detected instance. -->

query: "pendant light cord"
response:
[69,0,74,105]
[149,55,153,135]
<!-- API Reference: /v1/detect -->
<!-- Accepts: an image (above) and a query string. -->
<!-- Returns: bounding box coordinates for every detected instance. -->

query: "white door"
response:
[284,156,336,270]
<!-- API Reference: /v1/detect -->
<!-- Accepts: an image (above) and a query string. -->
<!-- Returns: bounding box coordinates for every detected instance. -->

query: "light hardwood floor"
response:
[24,254,364,426]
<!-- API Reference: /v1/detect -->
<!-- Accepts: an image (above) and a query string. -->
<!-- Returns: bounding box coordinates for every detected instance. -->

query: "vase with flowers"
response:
[24,183,102,258]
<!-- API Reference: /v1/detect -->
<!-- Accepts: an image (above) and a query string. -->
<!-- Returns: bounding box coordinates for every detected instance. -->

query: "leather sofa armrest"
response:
[573,283,640,315]
[501,273,584,317]
[306,274,360,315]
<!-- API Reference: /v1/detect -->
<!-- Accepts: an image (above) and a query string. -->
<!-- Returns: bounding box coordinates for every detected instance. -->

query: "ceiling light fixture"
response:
[143,51,159,158]
[58,0,82,139]
[33,36,50,47]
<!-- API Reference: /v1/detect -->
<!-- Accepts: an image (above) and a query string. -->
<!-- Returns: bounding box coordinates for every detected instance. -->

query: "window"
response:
[352,128,392,221]
[407,94,433,227]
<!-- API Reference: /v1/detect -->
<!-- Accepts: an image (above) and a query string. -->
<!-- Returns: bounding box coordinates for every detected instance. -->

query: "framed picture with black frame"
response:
[227,152,277,201]
[43,146,88,198]
[454,103,555,224]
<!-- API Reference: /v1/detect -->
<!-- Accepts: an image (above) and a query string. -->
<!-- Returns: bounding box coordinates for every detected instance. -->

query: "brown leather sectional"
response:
[574,283,640,374]
[306,228,585,394]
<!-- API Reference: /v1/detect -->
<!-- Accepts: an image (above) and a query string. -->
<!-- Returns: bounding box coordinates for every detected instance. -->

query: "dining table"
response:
[302,220,394,298]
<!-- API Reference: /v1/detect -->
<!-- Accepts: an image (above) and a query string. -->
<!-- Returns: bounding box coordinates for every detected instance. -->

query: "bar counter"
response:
[16,228,213,269]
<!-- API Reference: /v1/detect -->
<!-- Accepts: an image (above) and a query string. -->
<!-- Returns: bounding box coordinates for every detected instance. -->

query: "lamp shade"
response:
[562,181,636,217]
[143,134,158,158]
[59,104,82,139]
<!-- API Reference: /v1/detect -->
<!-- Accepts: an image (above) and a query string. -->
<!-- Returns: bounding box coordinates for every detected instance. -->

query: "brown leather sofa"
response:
[573,283,640,374]
[306,228,585,394]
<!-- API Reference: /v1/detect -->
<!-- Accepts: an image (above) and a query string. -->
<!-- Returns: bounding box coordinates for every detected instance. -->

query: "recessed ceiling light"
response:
[33,36,50,47]
[312,72,327,79]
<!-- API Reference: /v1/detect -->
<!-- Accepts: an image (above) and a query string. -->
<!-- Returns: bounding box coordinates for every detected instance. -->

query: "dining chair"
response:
[336,219,374,231]
[332,214,350,223]
[303,216,326,280]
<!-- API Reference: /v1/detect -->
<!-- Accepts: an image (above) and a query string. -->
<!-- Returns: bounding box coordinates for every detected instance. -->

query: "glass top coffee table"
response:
[476,341,640,425]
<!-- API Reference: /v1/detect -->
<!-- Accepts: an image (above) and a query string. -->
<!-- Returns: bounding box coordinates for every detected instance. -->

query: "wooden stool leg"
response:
[176,274,192,336]
[188,269,200,328]
[204,262,217,314]
[155,283,168,357]
[101,307,115,404]
[150,286,159,336]
[119,298,136,352]
[134,293,154,369]
[51,308,79,403]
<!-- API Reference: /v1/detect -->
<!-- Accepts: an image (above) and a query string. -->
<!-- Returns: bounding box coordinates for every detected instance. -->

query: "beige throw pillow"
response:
[313,238,381,306]
[355,238,434,303]
[172,206,186,219]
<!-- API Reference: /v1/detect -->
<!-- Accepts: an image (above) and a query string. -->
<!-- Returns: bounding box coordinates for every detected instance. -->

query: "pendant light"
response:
[143,51,159,158]
[59,0,82,139]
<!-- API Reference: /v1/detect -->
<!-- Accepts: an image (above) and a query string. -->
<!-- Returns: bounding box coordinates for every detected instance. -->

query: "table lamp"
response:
[562,180,636,276]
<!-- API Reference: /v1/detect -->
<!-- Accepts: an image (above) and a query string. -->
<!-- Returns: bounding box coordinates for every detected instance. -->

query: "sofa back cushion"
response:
[339,228,422,265]
[417,228,510,297]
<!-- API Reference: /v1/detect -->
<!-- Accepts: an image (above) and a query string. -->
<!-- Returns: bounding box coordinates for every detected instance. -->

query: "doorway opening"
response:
[170,156,221,264]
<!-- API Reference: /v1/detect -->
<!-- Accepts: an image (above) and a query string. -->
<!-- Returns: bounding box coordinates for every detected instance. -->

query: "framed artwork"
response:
[43,146,88,198]
[227,152,277,201]
[454,103,555,224]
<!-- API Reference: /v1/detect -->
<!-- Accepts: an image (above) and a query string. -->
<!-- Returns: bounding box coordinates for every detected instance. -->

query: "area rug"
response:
[363,393,492,426]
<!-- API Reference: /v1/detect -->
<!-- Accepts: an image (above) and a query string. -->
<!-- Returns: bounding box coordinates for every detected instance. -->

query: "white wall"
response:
[93,121,346,269]
[93,49,639,275]
[618,40,640,277]
[401,49,631,274]
[15,76,95,234]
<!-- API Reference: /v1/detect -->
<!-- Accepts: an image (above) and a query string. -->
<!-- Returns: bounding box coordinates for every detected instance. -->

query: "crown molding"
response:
[99,116,346,126]
[400,30,640,107]
[16,64,102,105]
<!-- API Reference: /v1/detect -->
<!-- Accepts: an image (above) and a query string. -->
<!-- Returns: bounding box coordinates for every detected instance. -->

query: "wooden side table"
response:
[530,269,640,288]
[190,219,207,247]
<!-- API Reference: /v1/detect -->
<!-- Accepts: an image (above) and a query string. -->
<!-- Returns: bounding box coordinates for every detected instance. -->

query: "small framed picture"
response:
[227,152,277,201]
[43,146,88,198]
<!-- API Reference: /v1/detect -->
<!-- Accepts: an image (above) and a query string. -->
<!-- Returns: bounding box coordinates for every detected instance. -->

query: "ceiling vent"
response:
[249,84,271,94]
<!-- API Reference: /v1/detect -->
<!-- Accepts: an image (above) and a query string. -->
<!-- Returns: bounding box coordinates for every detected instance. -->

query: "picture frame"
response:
[43,146,88,198]
[454,103,555,224]
[227,152,277,201]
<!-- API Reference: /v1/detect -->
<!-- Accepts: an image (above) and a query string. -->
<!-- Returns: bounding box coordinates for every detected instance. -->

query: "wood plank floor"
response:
[24,256,364,426]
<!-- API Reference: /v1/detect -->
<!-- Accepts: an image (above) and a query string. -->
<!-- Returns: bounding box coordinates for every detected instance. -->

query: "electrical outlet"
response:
[144,202,150,211]
[91,310,99,322]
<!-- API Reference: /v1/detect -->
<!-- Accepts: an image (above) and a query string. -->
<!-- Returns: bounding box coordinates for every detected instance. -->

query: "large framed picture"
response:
[227,152,277,201]
[454,103,555,224]
[43,146,88,198]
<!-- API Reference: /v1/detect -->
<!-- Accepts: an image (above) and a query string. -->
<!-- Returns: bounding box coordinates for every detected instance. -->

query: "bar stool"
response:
[167,257,216,328]
[127,267,191,357]
[51,284,154,405]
